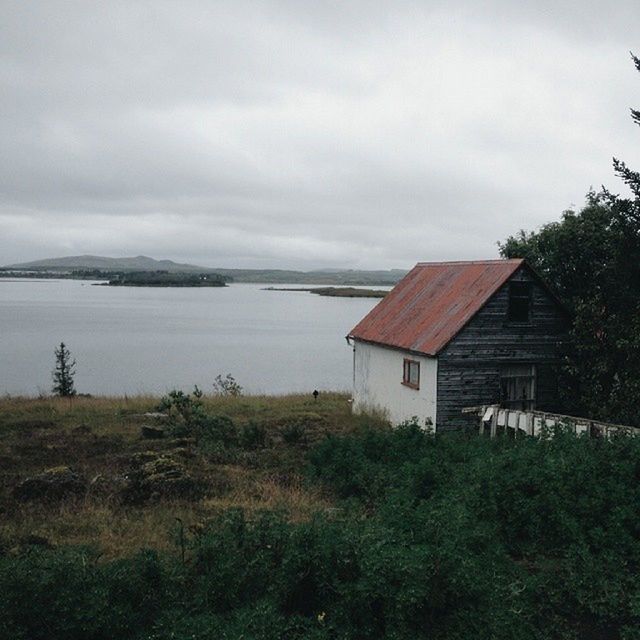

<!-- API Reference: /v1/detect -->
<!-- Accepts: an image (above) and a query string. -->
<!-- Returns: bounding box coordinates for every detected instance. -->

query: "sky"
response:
[1,1,639,270]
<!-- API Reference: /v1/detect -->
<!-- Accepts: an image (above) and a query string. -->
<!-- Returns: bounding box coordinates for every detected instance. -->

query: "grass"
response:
[0,392,383,558]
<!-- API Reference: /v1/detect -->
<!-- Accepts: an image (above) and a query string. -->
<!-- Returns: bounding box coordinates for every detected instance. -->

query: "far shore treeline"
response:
[0,255,407,286]
[103,271,228,287]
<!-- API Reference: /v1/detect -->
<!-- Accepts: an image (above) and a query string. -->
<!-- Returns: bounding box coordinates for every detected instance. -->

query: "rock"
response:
[13,466,87,502]
[167,437,197,448]
[129,412,170,422]
[130,451,161,465]
[141,425,166,439]
[165,446,195,459]
[143,412,170,421]
[122,453,202,503]
[88,473,127,496]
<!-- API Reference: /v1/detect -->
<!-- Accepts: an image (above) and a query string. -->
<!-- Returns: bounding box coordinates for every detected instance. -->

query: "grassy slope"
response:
[0,393,383,558]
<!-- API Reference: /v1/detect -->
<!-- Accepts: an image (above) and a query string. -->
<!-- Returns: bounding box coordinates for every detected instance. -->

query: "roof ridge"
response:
[415,259,523,266]
[348,259,527,355]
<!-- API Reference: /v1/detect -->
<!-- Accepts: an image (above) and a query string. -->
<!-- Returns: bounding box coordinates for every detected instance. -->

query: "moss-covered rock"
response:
[13,466,87,501]
[122,453,203,504]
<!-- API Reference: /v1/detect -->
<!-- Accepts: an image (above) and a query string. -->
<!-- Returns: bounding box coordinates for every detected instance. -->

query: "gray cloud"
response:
[1,0,639,269]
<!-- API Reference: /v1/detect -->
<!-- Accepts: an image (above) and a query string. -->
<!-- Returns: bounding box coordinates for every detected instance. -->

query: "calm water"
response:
[0,279,386,396]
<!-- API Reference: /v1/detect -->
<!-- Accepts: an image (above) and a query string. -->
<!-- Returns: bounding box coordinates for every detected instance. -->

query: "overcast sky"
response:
[1,1,639,270]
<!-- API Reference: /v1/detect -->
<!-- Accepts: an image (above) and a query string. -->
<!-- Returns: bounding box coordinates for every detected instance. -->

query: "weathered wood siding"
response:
[436,266,568,431]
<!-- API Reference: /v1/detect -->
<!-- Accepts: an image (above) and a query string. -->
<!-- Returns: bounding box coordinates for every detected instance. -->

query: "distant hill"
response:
[3,255,407,285]
[5,255,215,273]
[212,268,406,285]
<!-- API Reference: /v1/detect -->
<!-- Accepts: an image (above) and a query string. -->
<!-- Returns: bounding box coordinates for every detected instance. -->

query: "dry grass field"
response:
[0,392,384,558]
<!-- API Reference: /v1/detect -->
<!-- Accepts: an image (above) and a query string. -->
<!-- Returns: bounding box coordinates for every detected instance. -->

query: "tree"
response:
[212,373,243,397]
[52,342,76,397]
[499,54,640,425]
[612,53,640,207]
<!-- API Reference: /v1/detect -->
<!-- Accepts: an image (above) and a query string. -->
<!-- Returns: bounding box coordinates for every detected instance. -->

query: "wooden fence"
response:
[461,404,640,438]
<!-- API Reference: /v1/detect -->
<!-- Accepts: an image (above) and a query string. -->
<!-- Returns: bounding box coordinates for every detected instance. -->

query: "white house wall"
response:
[352,340,437,429]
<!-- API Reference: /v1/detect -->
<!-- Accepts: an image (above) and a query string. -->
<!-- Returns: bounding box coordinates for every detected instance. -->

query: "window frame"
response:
[402,358,420,390]
[507,281,533,323]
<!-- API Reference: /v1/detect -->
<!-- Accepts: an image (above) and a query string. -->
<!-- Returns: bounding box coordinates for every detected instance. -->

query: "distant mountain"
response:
[5,255,215,273]
[3,255,408,285]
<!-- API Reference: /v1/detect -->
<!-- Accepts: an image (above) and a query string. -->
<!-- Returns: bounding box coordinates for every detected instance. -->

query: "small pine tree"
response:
[52,342,76,397]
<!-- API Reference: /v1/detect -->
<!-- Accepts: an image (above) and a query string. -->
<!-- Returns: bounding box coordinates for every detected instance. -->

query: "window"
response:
[403,358,420,389]
[508,281,532,323]
[500,364,536,410]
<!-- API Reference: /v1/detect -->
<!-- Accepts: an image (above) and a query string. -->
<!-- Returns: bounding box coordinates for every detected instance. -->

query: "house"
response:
[347,259,568,431]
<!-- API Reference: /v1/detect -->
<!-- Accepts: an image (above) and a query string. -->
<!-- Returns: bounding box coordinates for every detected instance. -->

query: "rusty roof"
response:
[348,259,525,355]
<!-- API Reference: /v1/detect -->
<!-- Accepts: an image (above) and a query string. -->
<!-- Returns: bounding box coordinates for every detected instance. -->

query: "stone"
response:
[141,425,166,439]
[122,453,202,503]
[143,412,170,421]
[13,466,87,502]
[129,412,170,421]
[88,473,127,496]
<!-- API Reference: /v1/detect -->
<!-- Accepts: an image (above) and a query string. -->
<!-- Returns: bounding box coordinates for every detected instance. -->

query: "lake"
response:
[0,279,387,396]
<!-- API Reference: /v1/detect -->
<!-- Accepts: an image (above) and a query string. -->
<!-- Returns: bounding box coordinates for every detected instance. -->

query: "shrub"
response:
[239,421,268,449]
[4,426,640,639]
[157,388,238,446]
[212,374,243,397]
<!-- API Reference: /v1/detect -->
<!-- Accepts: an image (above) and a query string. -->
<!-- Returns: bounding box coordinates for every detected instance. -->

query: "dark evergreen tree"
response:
[52,342,76,397]
[612,53,640,206]
[500,54,640,425]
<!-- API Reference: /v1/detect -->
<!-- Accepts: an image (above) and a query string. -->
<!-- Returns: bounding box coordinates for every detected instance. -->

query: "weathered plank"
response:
[436,266,568,430]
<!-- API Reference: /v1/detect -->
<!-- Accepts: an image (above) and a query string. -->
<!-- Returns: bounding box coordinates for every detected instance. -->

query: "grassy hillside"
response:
[0,392,376,557]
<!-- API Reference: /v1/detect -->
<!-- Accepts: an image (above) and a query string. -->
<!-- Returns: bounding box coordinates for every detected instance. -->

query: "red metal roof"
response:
[348,259,525,355]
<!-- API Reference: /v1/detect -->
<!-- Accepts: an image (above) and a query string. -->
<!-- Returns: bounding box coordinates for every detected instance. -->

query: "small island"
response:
[264,286,388,298]
[102,271,228,287]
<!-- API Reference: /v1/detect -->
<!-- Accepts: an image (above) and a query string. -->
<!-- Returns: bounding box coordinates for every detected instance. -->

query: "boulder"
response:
[141,425,166,439]
[129,412,170,422]
[88,473,127,496]
[13,466,87,502]
[122,453,202,503]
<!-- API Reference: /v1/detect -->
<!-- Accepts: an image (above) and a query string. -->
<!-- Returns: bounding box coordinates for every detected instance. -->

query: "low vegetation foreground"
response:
[2,392,640,639]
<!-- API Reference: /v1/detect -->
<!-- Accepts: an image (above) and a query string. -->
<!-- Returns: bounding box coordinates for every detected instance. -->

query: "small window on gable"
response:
[508,281,532,323]
[402,358,420,389]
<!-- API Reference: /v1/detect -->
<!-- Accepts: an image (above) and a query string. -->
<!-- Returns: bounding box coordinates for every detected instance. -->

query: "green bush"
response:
[239,421,268,449]
[3,428,640,639]
[157,387,238,446]
[0,548,175,640]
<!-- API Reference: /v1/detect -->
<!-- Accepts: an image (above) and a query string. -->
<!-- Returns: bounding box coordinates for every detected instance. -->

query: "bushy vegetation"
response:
[106,271,227,287]
[2,418,640,639]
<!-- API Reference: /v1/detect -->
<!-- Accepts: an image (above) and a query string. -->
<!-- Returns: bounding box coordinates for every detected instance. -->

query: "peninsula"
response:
[264,286,388,298]
[103,271,227,287]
